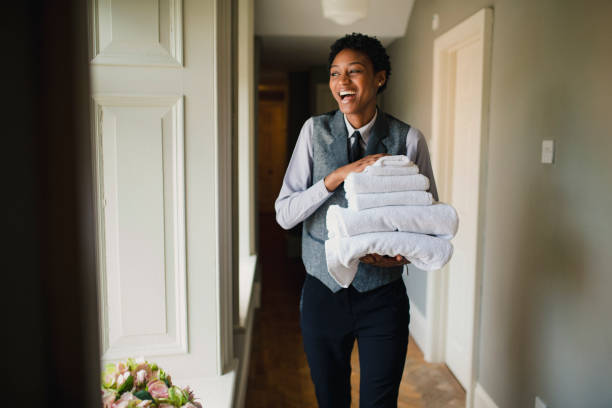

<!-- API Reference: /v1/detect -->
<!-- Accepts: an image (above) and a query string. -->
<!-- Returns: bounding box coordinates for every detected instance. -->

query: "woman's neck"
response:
[345,104,377,129]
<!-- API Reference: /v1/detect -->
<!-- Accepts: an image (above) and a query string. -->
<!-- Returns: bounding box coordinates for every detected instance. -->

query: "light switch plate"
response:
[541,140,554,164]
[432,14,440,31]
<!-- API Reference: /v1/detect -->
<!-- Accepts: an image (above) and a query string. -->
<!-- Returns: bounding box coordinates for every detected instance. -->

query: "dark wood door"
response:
[258,85,288,214]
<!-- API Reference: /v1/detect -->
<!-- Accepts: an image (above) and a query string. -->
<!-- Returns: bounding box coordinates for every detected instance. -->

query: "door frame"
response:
[425,8,493,408]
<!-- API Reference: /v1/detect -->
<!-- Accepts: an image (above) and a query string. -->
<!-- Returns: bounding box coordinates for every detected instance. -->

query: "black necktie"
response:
[349,131,362,162]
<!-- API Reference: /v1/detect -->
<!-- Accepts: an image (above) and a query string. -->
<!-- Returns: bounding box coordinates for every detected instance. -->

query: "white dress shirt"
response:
[275,111,438,230]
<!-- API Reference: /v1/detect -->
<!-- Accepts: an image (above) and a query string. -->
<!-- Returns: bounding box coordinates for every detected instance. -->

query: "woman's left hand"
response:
[359,253,410,267]
[323,153,388,192]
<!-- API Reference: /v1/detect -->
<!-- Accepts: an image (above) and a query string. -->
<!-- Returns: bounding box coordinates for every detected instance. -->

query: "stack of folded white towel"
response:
[325,155,459,288]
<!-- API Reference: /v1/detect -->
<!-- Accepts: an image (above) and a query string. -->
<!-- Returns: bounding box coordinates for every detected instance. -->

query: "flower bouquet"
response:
[101,358,203,408]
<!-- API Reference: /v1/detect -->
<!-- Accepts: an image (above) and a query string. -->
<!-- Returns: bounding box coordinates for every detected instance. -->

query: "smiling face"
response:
[329,48,386,127]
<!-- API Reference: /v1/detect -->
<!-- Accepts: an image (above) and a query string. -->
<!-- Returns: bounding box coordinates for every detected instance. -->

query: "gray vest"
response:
[302,109,410,293]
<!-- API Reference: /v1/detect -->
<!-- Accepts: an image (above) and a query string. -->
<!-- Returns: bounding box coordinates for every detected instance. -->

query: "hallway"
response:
[245,214,465,407]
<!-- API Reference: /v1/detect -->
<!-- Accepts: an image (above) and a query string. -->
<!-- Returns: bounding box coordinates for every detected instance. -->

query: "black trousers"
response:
[300,274,410,408]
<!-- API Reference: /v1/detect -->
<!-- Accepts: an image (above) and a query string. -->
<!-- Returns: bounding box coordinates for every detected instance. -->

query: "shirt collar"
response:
[343,109,378,145]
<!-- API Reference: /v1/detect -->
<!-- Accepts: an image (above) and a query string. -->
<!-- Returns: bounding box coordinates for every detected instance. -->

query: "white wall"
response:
[384,0,612,406]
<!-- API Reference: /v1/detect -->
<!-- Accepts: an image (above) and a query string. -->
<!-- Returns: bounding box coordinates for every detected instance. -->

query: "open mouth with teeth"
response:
[339,90,357,103]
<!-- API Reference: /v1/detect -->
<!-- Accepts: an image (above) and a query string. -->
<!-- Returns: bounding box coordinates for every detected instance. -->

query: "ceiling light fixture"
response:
[322,0,368,26]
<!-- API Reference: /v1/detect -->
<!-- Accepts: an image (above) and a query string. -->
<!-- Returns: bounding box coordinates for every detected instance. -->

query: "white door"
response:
[429,9,493,398]
[90,0,188,364]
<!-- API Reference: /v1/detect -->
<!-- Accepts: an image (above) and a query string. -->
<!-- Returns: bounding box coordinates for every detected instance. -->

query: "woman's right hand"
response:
[323,153,387,192]
[360,253,410,267]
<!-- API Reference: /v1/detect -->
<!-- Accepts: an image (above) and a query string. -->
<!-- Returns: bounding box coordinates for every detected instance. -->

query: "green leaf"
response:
[159,369,172,387]
[167,387,179,405]
[168,386,187,405]
[117,375,134,395]
[133,390,153,401]
[180,388,191,404]
[126,358,136,371]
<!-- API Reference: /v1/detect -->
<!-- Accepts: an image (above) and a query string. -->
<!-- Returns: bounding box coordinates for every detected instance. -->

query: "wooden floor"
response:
[246,214,465,408]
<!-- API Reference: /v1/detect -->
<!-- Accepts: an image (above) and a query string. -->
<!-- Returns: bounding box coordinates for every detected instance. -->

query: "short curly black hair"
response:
[328,33,391,94]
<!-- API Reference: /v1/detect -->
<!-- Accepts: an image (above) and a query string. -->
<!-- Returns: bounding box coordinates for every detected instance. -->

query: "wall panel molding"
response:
[92,94,187,360]
[90,0,183,67]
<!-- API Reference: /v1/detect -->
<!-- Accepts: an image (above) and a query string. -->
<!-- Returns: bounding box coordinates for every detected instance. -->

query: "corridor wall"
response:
[383,0,612,406]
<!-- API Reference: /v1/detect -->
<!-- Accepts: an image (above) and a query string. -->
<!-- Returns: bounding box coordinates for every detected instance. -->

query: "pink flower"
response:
[135,369,147,386]
[117,362,129,375]
[102,390,116,408]
[135,364,153,381]
[147,379,169,399]
[181,403,202,408]
[149,369,161,382]
[102,359,201,408]
[111,392,140,408]
[119,392,137,401]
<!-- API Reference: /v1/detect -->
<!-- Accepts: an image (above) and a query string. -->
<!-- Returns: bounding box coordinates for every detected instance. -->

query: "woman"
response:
[275,33,438,408]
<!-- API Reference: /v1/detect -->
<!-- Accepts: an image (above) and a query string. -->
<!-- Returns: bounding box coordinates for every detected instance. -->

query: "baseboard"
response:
[233,311,255,408]
[408,300,428,355]
[174,371,236,408]
[473,382,500,408]
[238,255,258,327]
[233,261,261,408]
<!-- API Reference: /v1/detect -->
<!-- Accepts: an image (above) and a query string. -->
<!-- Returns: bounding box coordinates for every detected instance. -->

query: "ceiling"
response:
[255,0,415,71]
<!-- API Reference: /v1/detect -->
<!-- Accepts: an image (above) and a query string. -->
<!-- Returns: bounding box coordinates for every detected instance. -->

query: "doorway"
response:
[257,81,289,214]
[427,8,493,408]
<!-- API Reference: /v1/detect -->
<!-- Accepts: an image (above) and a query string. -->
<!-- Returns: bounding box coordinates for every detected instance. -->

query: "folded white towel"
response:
[372,155,414,167]
[345,172,429,194]
[347,191,434,211]
[363,165,419,176]
[327,203,458,240]
[325,232,454,288]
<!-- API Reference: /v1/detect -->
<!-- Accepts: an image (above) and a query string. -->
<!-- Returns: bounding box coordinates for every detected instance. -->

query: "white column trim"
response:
[237,0,256,260]
[214,0,234,375]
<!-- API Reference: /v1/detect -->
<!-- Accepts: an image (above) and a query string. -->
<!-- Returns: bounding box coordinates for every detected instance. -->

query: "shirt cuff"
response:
[314,178,335,198]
